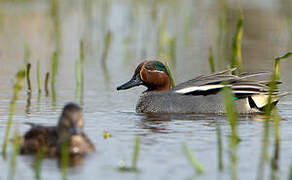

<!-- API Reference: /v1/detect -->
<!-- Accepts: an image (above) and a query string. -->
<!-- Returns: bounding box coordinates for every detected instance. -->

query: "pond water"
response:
[0,0,292,179]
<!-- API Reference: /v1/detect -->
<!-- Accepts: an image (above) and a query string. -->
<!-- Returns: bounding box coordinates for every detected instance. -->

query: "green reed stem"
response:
[182,142,204,174]
[26,63,32,92]
[132,135,140,170]
[51,52,58,106]
[101,31,112,84]
[270,109,280,178]
[37,60,42,93]
[163,61,175,88]
[8,131,21,180]
[80,40,85,105]
[61,141,69,180]
[231,10,243,74]
[256,52,290,180]
[274,51,292,81]
[216,123,224,171]
[75,59,81,98]
[33,149,44,180]
[44,72,50,96]
[50,0,61,54]
[223,87,239,180]
[209,48,215,73]
[25,91,31,114]
[2,68,25,159]
[101,31,112,64]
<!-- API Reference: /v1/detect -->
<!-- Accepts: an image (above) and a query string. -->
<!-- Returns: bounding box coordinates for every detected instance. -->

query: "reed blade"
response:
[2,68,25,159]
[132,135,140,170]
[37,60,42,93]
[231,10,244,74]
[182,142,204,174]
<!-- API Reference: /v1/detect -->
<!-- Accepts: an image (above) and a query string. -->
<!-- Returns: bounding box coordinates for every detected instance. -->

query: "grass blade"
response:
[274,51,292,80]
[80,40,85,105]
[231,10,243,74]
[182,142,204,174]
[26,63,32,92]
[223,87,239,180]
[8,131,21,180]
[209,48,215,73]
[37,60,42,93]
[216,123,224,171]
[33,149,44,180]
[2,68,25,159]
[60,142,69,180]
[163,61,175,88]
[132,135,140,170]
[51,52,58,106]
[44,72,50,96]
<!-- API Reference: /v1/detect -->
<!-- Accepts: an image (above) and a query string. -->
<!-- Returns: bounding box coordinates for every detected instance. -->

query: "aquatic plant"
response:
[33,150,44,180]
[80,40,85,105]
[216,123,224,171]
[75,59,81,98]
[2,68,25,158]
[51,52,58,106]
[118,135,140,172]
[274,51,292,81]
[8,131,21,180]
[182,142,204,174]
[103,131,112,139]
[257,51,292,180]
[223,86,239,180]
[209,48,215,73]
[230,10,243,74]
[26,63,32,92]
[37,60,42,93]
[101,31,112,84]
[162,61,175,88]
[44,72,50,96]
[101,31,112,64]
[60,142,69,180]
[158,15,176,66]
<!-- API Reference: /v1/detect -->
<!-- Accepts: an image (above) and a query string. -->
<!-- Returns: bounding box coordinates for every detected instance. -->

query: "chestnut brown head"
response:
[117,60,171,92]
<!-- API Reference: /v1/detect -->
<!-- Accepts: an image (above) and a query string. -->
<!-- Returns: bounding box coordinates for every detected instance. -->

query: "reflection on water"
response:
[0,0,292,180]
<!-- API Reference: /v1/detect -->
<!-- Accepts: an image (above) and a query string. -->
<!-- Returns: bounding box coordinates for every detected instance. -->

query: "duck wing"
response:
[173,69,291,109]
[174,70,271,95]
[20,124,58,156]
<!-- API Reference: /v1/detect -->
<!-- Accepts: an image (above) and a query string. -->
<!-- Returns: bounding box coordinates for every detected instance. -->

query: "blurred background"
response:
[0,0,292,179]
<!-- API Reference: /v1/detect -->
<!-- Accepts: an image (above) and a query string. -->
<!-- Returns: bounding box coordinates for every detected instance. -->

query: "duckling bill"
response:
[117,60,291,114]
[20,103,95,157]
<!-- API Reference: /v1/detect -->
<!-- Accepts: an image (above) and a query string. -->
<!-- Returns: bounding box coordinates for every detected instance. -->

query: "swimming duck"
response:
[117,60,291,114]
[20,103,95,157]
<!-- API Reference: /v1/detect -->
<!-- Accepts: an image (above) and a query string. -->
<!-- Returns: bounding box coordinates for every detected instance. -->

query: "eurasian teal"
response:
[20,103,95,157]
[117,60,291,114]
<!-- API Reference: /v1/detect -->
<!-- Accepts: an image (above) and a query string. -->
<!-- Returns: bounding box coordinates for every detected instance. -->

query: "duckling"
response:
[20,103,95,157]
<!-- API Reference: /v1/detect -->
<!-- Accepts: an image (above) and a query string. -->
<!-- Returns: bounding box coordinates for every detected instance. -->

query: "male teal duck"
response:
[117,60,291,114]
[20,103,95,157]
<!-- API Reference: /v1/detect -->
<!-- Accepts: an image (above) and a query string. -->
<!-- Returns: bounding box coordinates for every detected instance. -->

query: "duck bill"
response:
[69,127,82,135]
[117,74,143,90]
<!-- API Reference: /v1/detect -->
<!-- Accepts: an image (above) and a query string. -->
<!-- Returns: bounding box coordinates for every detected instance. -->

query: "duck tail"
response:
[250,91,292,110]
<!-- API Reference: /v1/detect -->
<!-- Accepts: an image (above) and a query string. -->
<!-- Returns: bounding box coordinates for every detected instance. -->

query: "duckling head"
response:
[57,103,84,141]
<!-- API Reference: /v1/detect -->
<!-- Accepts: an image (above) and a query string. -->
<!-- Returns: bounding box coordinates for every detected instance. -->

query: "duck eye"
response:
[145,64,156,71]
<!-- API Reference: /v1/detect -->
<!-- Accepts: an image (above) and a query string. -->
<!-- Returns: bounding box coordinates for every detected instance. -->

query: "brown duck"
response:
[20,103,95,157]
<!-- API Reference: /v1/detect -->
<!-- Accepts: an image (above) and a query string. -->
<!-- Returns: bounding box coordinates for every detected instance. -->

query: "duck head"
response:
[117,60,171,92]
[57,103,84,141]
